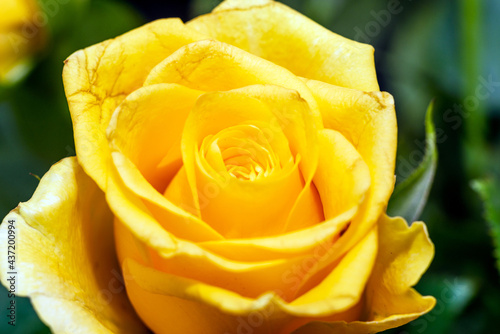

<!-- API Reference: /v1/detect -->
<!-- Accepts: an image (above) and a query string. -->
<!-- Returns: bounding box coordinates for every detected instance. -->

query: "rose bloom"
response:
[0,0,44,84]
[0,1,435,333]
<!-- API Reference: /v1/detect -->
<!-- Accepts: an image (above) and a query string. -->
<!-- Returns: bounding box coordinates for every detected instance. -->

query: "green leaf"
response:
[387,100,438,222]
[190,0,223,17]
[471,177,500,275]
[406,275,477,334]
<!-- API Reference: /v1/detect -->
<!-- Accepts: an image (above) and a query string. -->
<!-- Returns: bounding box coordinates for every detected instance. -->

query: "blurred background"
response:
[0,0,499,333]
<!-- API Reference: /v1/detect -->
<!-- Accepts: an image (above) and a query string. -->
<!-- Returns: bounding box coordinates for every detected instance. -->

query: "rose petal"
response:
[62,19,208,189]
[118,226,378,333]
[105,83,226,241]
[122,258,290,334]
[108,156,326,300]
[314,129,371,220]
[291,215,435,333]
[0,157,147,333]
[235,128,371,292]
[288,227,377,314]
[198,128,371,261]
[187,0,379,91]
[143,39,320,123]
[107,83,204,191]
[364,215,435,319]
[283,182,325,233]
[198,208,356,262]
[109,152,224,242]
[115,220,313,300]
[180,85,320,237]
[304,79,397,266]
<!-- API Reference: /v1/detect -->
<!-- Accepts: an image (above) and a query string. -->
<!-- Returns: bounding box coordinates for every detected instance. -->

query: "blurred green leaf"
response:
[0,104,47,216]
[385,0,459,135]
[189,0,222,17]
[38,0,90,34]
[388,100,437,222]
[67,0,144,50]
[404,275,478,334]
[471,178,500,276]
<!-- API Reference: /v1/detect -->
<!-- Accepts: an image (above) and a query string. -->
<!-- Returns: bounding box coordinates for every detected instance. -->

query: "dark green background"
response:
[1,0,499,333]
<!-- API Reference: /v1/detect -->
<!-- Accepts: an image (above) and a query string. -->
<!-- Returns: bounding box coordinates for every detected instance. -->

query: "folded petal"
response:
[314,129,371,220]
[63,19,207,189]
[105,82,226,242]
[0,157,146,333]
[363,215,435,322]
[281,182,325,233]
[107,83,204,191]
[122,258,290,334]
[198,208,355,262]
[109,151,224,242]
[143,39,320,120]
[115,219,314,301]
[119,227,377,334]
[292,215,435,333]
[288,228,377,315]
[304,79,397,265]
[187,0,379,91]
[108,155,325,301]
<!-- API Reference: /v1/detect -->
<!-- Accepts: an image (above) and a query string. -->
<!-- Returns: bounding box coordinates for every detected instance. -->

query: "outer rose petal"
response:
[186,0,379,91]
[144,39,320,124]
[0,157,146,333]
[121,258,289,334]
[304,79,397,266]
[291,215,435,333]
[117,227,378,334]
[62,19,208,189]
[114,215,322,301]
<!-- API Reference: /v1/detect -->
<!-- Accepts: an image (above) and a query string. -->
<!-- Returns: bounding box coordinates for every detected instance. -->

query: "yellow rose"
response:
[0,0,45,84]
[0,0,435,333]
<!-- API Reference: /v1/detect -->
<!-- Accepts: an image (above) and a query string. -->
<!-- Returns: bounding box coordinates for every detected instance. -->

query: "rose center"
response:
[200,124,281,181]
[221,141,271,181]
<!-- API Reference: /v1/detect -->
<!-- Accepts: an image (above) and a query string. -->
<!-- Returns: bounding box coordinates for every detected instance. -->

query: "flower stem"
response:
[460,0,488,178]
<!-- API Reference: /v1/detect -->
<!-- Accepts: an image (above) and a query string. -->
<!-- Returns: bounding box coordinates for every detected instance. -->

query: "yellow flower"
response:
[0,0,45,84]
[0,1,435,333]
